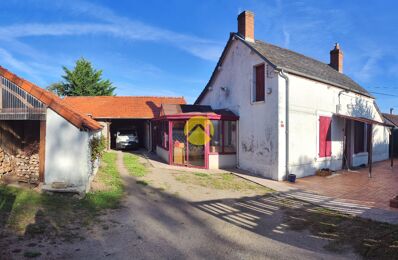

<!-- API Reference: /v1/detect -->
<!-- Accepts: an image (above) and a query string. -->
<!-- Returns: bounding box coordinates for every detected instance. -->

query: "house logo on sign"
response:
[184,116,214,146]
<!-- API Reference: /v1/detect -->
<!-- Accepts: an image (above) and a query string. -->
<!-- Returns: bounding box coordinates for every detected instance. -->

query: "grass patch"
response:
[123,153,147,177]
[284,205,398,258]
[174,172,272,192]
[0,152,123,238]
[84,152,123,210]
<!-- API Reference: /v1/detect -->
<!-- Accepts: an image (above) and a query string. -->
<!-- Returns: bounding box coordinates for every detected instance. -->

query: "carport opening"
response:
[109,119,149,150]
[0,120,41,184]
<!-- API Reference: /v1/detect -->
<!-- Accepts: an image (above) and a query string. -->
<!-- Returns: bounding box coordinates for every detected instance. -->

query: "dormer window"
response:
[253,63,265,102]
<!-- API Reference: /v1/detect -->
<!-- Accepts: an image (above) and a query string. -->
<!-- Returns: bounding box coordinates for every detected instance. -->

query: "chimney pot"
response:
[330,43,343,73]
[237,11,254,42]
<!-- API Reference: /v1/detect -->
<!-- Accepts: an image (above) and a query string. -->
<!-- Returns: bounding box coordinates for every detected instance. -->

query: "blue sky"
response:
[1,0,397,112]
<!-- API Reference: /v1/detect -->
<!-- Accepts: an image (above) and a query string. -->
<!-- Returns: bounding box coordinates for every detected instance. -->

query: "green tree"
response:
[48,58,116,96]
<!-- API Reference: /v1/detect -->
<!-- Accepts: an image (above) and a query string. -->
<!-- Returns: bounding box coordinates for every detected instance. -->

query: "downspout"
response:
[278,69,290,180]
[236,120,240,168]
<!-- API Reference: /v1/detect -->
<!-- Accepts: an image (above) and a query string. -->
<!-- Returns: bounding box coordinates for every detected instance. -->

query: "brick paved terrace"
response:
[286,160,398,211]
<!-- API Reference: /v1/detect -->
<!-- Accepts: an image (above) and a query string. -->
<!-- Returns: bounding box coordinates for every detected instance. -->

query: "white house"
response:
[195,11,390,180]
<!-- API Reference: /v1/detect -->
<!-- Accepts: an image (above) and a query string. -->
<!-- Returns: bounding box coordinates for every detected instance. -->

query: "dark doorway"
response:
[109,119,148,149]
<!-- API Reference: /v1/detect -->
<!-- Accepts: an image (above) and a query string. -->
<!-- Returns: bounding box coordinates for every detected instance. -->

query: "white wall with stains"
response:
[283,73,389,178]
[45,109,93,188]
[199,39,280,179]
[199,38,389,180]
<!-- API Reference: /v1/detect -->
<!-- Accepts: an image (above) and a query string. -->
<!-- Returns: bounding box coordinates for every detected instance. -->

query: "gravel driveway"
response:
[48,151,354,260]
[4,151,358,259]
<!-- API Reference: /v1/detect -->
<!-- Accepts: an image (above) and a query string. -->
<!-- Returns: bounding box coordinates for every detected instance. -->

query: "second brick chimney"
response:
[237,11,254,42]
[330,43,343,73]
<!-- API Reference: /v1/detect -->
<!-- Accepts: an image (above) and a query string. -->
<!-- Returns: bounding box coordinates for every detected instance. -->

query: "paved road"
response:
[60,151,354,259]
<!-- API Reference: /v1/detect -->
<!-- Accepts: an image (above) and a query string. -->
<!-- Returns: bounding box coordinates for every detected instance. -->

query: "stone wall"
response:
[0,147,40,184]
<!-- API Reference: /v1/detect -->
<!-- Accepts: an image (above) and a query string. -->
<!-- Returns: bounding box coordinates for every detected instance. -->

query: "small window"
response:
[354,121,366,154]
[253,64,265,102]
[319,116,332,157]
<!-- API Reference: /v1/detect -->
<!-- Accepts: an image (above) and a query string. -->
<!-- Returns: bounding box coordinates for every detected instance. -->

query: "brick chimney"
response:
[237,11,254,42]
[330,43,343,73]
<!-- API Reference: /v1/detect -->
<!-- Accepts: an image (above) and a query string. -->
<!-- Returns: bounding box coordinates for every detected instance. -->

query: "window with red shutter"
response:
[254,64,265,102]
[319,116,332,157]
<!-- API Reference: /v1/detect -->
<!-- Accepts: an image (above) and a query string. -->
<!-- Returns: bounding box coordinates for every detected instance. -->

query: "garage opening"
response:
[109,119,149,150]
[0,76,46,185]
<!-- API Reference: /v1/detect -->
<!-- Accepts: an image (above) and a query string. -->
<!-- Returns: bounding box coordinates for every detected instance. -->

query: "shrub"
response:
[89,135,106,163]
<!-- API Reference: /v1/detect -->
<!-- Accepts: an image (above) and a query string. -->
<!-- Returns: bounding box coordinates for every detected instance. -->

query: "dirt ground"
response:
[1,151,359,259]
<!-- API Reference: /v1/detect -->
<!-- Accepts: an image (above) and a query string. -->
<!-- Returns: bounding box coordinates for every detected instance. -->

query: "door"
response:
[186,119,206,167]
[172,121,186,165]
[171,120,207,168]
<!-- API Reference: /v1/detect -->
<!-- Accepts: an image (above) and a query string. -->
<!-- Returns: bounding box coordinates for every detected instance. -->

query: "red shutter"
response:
[255,64,265,101]
[319,116,332,157]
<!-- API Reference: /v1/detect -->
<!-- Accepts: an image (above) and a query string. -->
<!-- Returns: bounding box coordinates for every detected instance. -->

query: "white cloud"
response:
[0,0,223,62]
[282,27,290,48]
[353,50,383,82]
[0,48,48,84]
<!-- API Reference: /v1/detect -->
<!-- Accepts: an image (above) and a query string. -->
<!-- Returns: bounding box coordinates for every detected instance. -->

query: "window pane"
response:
[157,121,169,150]
[223,121,237,153]
[210,120,221,153]
[163,122,169,150]
[354,122,365,153]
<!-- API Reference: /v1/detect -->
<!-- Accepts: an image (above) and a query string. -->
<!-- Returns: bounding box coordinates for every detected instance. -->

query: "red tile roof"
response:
[0,66,102,131]
[63,96,187,119]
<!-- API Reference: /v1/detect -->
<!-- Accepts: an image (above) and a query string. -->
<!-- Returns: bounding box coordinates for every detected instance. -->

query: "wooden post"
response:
[39,120,46,182]
[107,121,112,150]
[391,127,394,169]
[367,124,373,178]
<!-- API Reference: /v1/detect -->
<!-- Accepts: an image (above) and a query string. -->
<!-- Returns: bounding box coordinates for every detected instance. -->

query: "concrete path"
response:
[143,150,398,224]
[230,170,398,224]
[55,151,355,259]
